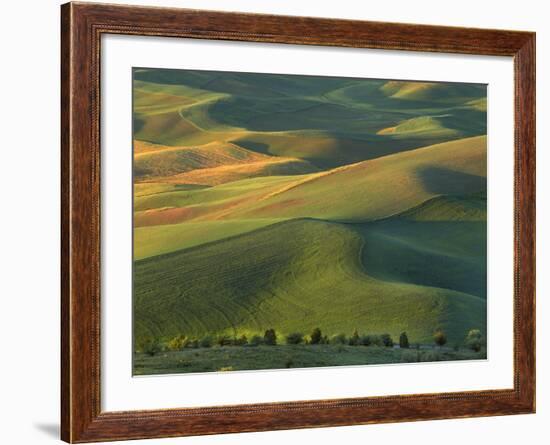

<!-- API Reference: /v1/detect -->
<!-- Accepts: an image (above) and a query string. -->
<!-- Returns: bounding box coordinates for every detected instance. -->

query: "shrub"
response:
[360,335,372,346]
[399,332,410,349]
[349,329,360,346]
[370,335,383,346]
[330,333,347,345]
[167,335,187,351]
[310,328,322,345]
[248,335,263,347]
[286,332,304,345]
[234,334,248,346]
[381,333,394,347]
[433,330,447,347]
[141,337,161,356]
[187,338,199,349]
[199,335,213,348]
[264,329,277,346]
[216,335,232,347]
[465,329,483,352]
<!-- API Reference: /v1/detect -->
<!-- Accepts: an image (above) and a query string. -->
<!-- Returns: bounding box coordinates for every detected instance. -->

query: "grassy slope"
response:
[133,175,298,227]
[134,218,284,260]
[216,135,487,222]
[134,136,486,253]
[355,193,487,299]
[134,218,486,346]
[135,136,486,219]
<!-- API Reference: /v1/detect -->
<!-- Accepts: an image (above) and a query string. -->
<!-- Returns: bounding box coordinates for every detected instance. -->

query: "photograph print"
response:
[132,68,487,376]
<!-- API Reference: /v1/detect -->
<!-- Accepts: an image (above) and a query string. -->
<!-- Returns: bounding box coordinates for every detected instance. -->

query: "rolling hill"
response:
[134,217,486,346]
[133,135,486,230]
[133,68,487,169]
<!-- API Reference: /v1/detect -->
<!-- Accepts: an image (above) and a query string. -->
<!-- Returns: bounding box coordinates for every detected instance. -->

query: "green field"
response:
[134,344,486,376]
[132,68,488,374]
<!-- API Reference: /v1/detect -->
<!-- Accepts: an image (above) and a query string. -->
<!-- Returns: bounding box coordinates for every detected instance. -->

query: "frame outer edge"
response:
[62,2,100,442]
[60,2,536,442]
[515,33,536,412]
[60,2,72,442]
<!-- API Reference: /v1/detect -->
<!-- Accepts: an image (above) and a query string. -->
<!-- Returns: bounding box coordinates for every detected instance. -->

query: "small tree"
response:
[381,333,394,347]
[249,335,263,347]
[433,330,447,348]
[167,334,187,351]
[465,329,483,352]
[199,335,213,348]
[399,332,410,349]
[216,335,232,347]
[360,335,372,346]
[349,329,360,346]
[234,334,248,346]
[330,333,347,345]
[286,332,304,345]
[310,328,322,345]
[264,328,277,346]
[370,335,383,346]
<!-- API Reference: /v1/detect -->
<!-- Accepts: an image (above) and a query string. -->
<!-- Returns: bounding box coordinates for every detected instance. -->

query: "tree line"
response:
[137,327,485,357]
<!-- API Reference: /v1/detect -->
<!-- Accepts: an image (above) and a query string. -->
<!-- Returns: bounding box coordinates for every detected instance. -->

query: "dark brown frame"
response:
[61,1,536,442]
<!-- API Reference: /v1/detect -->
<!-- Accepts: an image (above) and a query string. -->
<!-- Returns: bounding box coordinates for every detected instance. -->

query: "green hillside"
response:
[356,193,487,299]
[233,135,486,221]
[134,218,485,346]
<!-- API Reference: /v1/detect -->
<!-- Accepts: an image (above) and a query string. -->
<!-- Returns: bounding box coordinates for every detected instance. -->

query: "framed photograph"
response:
[61,2,535,442]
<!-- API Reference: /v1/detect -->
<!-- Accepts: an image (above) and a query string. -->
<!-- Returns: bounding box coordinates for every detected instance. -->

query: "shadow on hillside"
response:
[418,166,486,196]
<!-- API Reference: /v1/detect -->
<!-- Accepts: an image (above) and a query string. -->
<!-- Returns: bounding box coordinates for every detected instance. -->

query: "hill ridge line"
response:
[134,217,327,264]
[254,135,486,204]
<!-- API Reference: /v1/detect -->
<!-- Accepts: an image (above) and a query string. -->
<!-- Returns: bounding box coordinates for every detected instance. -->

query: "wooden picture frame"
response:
[61,2,535,442]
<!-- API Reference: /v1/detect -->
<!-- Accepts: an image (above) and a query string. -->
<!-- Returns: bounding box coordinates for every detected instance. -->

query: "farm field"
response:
[134,344,486,376]
[132,68,488,374]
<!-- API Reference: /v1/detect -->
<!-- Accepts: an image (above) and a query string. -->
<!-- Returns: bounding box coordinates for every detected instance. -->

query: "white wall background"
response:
[0,1,546,444]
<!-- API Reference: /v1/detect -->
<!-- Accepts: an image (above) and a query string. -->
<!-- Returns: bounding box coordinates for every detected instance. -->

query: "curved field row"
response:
[133,140,273,180]
[157,157,319,186]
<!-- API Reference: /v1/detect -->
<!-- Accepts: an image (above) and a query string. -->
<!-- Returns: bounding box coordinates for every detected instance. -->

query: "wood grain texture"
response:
[60,2,536,442]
